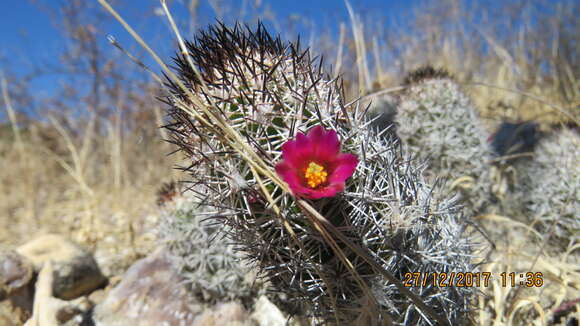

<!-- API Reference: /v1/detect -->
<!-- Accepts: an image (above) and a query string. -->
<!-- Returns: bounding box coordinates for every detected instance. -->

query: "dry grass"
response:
[0,80,182,274]
[1,0,578,325]
[337,0,578,128]
[474,214,580,325]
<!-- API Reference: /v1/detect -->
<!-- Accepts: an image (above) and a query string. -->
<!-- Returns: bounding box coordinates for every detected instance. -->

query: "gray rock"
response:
[92,247,202,326]
[0,249,34,299]
[16,234,107,300]
[0,249,35,321]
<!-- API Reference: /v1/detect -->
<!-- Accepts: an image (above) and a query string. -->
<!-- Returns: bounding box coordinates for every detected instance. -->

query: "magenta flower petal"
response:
[309,126,340,160]
[275,161,302,189]
[282,129,317,167]
[280,139,304,166]
[288,182,343,199]
[295,131,312,150]
[307,183,344,199]
[275,125,358,199]
[327,154,359,184]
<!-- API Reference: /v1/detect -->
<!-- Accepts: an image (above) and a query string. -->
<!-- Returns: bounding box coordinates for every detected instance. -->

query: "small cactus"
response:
[162,24,479,325]
[159,196,257,303]
[520,128,580,248]
[394,66,494,215]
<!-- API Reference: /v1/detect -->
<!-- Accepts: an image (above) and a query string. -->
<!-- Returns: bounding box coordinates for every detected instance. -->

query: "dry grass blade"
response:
[47,116,94,198]
[333,23,346,79]
[1,74,23,149]
[345,0,371,93]
[107,35,164,85]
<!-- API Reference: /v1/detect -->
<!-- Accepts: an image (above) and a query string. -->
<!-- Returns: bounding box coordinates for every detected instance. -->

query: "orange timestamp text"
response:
[403,272,544,288]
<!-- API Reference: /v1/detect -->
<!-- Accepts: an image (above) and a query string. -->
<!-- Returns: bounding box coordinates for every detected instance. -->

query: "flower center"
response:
[304,162,328,188]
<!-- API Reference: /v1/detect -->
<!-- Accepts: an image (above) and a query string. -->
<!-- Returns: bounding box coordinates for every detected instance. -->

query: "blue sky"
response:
[0,0,574,120]
[0,0,416,101]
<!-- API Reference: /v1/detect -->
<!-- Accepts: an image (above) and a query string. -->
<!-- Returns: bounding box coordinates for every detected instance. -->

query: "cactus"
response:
[162,23,478,325]
[159,196,258,303]
[520,128,580,248]
[394,66,494,215]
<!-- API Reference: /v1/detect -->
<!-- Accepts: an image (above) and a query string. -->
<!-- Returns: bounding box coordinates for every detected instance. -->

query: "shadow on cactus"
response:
[162,22,480,325]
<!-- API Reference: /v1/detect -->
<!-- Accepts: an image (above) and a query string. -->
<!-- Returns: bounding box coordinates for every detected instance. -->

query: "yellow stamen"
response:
[304,162,328,188]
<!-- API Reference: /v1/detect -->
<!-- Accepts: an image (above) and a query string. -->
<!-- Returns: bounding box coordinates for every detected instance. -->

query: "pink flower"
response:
[275,125,359,199]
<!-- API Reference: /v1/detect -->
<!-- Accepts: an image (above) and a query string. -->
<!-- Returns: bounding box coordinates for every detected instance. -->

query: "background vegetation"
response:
[1,0,578,324]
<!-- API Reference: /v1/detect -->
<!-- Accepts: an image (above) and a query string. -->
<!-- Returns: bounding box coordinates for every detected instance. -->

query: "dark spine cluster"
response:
[402,65,453,87]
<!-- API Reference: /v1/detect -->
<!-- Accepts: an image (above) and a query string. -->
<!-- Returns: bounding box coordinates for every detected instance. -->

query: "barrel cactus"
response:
[162,23,479,325]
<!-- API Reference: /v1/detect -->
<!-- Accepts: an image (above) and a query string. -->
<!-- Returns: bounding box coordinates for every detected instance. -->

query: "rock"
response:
[0,250,35,321]
[16,234,107,300]
[192,301,252,326]
[0,250,34,300]
[24,261,93,326]
[250,296,287,326]
[92,247,202,326]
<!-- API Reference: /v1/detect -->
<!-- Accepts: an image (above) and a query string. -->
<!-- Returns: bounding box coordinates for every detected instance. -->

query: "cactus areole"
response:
[275,125,358,199]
